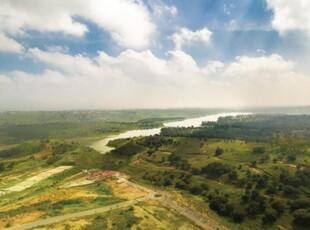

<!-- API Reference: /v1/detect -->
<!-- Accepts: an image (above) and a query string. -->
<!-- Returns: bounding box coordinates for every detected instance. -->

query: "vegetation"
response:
[1,112,310,230]
[107,114,310,229]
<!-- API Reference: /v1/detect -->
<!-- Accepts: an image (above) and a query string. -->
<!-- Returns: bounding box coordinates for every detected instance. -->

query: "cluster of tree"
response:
[111,142,145,157]
[143,170,189,187]
[167,155,236,181]
[217,114,310,131]
[140,149,309,227]
[290,199,310,227]
[138,136,173,149]
[142,170,210,196]
[160,127,193,137]
[137,117,179,129]
[279,169,310,198]
[161,114,310,143]
[51,142,77,155]
[200,162,231,178]
[168,153,191,170]
[206,186,290,225]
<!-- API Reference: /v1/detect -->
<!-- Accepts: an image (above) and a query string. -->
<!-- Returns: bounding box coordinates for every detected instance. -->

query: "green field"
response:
[105,114,310,230]
[1,112,310,230]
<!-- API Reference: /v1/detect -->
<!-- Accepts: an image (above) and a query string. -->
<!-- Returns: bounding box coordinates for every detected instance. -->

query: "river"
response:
[91,112,250,154]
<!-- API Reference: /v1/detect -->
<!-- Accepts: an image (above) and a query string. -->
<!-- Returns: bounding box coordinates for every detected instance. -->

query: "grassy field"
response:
[1,113,309,230]
[111,136,309,230]
[102,115,310,230]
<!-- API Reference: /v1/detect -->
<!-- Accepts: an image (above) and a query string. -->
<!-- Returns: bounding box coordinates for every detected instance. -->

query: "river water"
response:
[91,112,250,154]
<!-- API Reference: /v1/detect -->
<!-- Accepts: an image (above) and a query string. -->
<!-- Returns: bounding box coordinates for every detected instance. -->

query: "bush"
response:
[252,147,265,154]
[201,162,231,178]
[189,185,203,195]
[209,196,227,213]
[271,201,286,216]
[214,147,224,156]
[290,199,310,212]
[228,170,238,181]
[293,209,310,227]
[262,210,277,225]
[283,185,300,198]
[287,155,296,162]
[232,210,246,223]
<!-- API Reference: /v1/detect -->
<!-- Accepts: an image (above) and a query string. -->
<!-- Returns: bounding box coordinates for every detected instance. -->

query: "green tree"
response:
[252,147,265,154]
[232,210,246,223]
[201,162,231,178]
[271,201,286,216]
[262,210,277,225]
[293,209,310,227]
[214,147,224,156]
[283,185,300,198]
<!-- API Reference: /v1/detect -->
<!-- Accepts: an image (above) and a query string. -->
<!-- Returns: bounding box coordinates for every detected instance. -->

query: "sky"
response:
[0,0,310,111]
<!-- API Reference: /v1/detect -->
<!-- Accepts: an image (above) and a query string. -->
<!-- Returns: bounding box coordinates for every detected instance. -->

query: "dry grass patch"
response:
[106,180,148,200]
[25,188,101,205]
[0,211,42,229]
[40,218,91,230]
[132,201,201,230]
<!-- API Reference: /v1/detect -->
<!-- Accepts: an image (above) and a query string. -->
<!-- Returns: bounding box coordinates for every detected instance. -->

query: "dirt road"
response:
[9,175,224,230]
[120,177,224,230]
[9,199,143,230]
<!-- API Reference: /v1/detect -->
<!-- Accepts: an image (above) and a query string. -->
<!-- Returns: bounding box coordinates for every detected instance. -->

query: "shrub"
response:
[252,147,265,154]
[214,147,224,156]
[293,209,310,227]
[283,185,299,198]
[262,210,277,225]
[201,162,231,178]
[232,210,246,223]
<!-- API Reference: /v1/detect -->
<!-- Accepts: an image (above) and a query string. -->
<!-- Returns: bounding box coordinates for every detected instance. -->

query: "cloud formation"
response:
[0,33,23,53]
[171,27,212,50]
[0,1,309,110]
[1,47,309,110]
[267,0,310,34]
[0,0,155,49]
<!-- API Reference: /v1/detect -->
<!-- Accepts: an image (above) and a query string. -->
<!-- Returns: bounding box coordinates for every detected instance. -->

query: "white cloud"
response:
[1,48,310,110]
[0,0,155,49]
[267,0,310,34]
[0,33,23,53]
[225,54,295,79]
[29,48,102,76]
[171,27,212,50]
[46,45,69,53]
[153,4,177,17]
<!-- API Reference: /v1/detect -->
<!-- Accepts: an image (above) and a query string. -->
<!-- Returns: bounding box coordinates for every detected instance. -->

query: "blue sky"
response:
[0,0,310,110]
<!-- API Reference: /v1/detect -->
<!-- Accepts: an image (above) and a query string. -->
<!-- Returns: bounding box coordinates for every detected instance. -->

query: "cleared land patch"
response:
[2,166,72,194]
